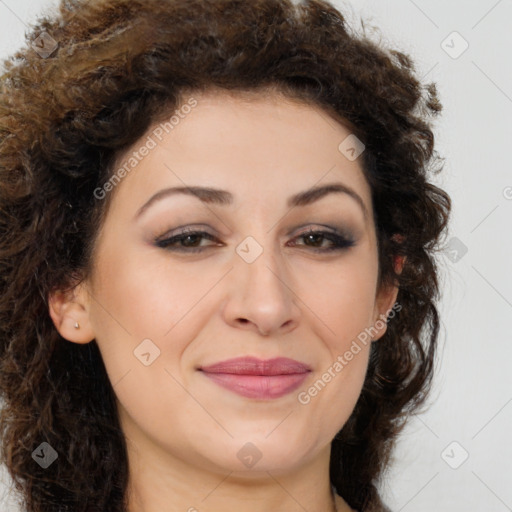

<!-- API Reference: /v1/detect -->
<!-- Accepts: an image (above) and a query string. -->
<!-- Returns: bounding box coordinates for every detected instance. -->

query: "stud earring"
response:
[74,322,80,329]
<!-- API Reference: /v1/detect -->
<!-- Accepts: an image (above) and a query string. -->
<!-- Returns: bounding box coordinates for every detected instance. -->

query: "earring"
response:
[74,322,80,329]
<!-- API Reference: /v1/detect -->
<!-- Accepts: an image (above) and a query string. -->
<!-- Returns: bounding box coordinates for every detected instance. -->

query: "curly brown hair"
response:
[0,0,451,510]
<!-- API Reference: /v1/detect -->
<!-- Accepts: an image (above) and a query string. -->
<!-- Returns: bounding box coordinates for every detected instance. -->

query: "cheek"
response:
[87,242,231,406]
[298,335,371,443]
[86,248,201,438]
[294,255,376,422]
[299,254,378,347]
[90,244,208,341]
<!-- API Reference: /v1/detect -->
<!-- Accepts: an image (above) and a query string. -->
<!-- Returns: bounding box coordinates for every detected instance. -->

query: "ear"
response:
[48,280,95,344]
[371,251,406,342]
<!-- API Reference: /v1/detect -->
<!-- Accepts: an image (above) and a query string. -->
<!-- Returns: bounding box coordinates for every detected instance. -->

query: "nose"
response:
[222,241,301,337]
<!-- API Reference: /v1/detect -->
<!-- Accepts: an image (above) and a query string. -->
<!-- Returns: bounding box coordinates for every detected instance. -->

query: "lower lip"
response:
[200,372,310,399]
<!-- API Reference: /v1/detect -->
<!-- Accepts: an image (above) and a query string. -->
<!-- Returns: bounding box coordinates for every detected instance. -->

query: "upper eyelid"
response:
[157,224,354,240]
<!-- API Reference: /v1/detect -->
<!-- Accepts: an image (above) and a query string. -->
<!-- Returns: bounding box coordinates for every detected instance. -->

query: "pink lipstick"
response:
[198,356,311,399]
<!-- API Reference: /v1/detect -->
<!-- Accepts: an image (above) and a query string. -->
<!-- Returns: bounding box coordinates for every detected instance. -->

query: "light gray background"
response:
[1,0,511,511]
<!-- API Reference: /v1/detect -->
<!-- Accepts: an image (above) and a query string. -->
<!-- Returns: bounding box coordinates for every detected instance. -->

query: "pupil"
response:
[184,235,199,246]
[306,234,322,246]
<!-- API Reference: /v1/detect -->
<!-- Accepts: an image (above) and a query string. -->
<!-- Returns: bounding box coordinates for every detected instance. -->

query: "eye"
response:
[288,228,355,252]
[155,227,221,253]
[155,226,356,253]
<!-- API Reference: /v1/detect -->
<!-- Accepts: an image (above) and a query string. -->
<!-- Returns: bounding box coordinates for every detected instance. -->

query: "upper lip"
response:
[198,356,312,375]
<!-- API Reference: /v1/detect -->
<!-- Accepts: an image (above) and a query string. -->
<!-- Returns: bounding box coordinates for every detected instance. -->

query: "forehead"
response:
[105,89,373,224]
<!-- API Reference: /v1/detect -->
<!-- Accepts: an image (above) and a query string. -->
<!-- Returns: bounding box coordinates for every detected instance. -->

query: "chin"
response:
[200,437,315,475]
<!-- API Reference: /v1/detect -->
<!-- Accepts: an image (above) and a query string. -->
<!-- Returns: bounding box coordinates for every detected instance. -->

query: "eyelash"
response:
[155,227,356,254]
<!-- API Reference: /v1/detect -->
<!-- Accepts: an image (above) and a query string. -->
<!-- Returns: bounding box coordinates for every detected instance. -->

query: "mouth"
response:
[198,356,312,400]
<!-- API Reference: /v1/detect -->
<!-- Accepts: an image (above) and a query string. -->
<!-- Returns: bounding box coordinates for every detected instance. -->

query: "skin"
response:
[49,89,400,512]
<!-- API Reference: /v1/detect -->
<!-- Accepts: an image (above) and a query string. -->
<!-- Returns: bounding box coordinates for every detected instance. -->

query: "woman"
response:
[0,0,451,511]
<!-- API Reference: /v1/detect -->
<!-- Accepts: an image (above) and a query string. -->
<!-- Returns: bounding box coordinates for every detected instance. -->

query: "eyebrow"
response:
[134,182,368,221]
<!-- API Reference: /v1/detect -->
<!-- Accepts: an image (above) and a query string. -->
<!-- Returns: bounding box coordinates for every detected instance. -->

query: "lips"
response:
[198,356,311,399]
[199,356,312,375]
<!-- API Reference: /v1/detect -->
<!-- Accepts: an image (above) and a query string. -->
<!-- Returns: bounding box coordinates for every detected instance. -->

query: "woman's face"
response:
[51,90,398,478]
